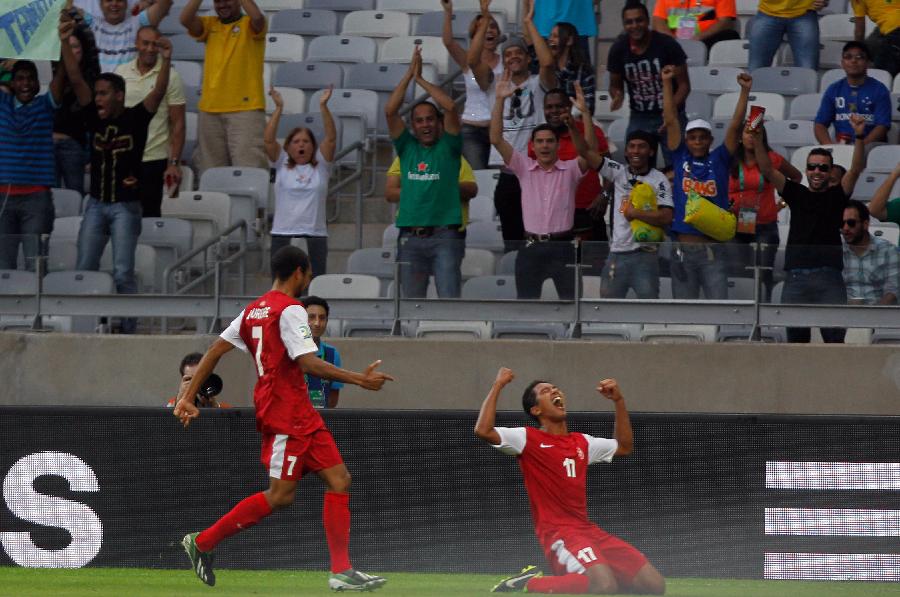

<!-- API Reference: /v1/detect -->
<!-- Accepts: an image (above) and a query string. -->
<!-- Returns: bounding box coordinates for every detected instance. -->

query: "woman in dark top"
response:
[53,25,100,196]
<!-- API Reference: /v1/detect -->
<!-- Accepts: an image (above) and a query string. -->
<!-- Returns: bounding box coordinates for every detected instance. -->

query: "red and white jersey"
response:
[494,427,617,537]
[221,290,322,436]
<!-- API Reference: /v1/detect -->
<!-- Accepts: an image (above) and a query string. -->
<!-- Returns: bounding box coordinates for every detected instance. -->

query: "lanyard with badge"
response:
[736,162,764,235]
[304,345,328,408]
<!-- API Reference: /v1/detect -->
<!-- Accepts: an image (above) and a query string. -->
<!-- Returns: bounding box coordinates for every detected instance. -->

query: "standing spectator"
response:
[0,17,77,271]
[300,296,344,409]
[852,0,900,77]
[65,23,173,333]
[81,0,172,73]
[531,0,596,60]
[53,25,101,196]
[574,130,675,299]
[386,156,478,236]
[728,125,802,300]
[608,1,690,166]
[652,0,739,48]
[662,66,749,300]
[116,25,186,218]
[490,74,592,299]
[489,30,555,248]
[443,0,503,170]
[867,162,900,235]
[180,0,268,174]
[749,0,827,71]
[752,115,867,343]
[841,199,899,305]
[814,41,891,145]
[264,86,337,279]
[385,49,466,298]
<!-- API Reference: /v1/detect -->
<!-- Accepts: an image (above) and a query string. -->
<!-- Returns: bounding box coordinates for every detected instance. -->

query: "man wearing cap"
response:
[661,65,751,299]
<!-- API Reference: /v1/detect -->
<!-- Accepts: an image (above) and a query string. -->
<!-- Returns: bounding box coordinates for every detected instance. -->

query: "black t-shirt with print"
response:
[87,102,155,203]
[607,31,687,114]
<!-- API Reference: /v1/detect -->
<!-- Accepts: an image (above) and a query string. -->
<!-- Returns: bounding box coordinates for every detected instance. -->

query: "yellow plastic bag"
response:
[683,190,737,241]
[628,182,665,243]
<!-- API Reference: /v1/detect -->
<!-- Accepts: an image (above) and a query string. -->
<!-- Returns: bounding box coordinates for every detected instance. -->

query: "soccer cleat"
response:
[328,568,387,592]
[491,565,542,592]
[181,532,216,587]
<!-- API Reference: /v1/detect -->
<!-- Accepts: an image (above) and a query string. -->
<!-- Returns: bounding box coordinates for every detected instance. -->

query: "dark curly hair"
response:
[54,23,101,88]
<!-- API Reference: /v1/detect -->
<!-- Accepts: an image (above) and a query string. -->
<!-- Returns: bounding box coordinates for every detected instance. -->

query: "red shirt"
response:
[728,151,785,225]
[528,122,610,210]
[221,290,322,436]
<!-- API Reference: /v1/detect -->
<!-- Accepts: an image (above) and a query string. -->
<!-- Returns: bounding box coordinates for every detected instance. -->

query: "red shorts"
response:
[540,525,648,585]
[260,428,343,481]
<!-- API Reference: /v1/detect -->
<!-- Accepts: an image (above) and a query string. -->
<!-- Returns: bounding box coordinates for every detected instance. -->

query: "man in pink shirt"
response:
[490,73,593,299]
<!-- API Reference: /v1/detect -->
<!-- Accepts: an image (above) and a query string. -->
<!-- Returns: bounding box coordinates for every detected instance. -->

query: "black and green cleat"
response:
[181,532,216,587]
[491,565,542,592]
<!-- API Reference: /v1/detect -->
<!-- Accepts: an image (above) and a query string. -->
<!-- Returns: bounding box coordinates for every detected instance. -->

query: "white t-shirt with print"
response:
[270,148,332,237]
[598,158,673,253]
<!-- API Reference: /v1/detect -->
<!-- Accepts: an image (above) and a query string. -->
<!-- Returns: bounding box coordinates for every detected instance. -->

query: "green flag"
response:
[1,0,68,61]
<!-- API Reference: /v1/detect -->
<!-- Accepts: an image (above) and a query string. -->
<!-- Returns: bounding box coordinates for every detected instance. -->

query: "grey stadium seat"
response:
[273,61,344,92]
[750,67,818,96]
[787,93,822,121]
[169,34,205,61]
[687,66,744,95]
[685,91,713,121]
[269,9,339,36]
[763,120,817,151]
[677,38,708,66]
[851,171,889,201]
[346,247,397,295]
[52,188,82,218]
[416,10,481,40]
[306,35,378,66]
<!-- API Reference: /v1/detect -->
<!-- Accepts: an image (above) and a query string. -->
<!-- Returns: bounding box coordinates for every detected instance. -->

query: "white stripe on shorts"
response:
[551,539,587,574]
[268,434,288,478]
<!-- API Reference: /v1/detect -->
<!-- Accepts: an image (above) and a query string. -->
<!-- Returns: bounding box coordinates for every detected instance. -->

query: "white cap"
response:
[685,119,712,133]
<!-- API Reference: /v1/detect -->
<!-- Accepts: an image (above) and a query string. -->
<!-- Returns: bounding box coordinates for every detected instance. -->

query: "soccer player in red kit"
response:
[475,367,665,595]
[174,246,394,592]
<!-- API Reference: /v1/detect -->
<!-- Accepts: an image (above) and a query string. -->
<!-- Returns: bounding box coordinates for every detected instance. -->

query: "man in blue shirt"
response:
[814,41,891,146]
[661,65,749,299]
[301,295,343,409]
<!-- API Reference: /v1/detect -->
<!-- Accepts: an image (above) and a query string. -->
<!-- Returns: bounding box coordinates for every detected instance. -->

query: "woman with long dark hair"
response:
[53,24,100,195]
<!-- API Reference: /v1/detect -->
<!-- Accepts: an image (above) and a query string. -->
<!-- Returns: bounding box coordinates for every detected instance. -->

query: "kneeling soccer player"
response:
[475,367,665,595]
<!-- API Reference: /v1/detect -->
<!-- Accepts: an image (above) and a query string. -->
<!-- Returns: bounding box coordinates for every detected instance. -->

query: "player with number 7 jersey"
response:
[475,368,665,595]
[174,246,394,592]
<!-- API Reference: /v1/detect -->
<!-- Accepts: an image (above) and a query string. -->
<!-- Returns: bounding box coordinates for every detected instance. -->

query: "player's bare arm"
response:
[297,355,394,391]
[597,379,633,456]
[475,367,515,445]
[174,338,234,428]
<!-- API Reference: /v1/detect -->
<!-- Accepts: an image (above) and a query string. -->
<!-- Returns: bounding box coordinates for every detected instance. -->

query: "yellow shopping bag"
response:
[628,182,665,243]
[683,189,736,241]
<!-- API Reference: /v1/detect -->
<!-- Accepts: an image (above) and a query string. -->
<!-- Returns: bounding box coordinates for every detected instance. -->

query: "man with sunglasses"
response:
[841,199,898,305]
[752,114,867,343]
[814,41,891,145]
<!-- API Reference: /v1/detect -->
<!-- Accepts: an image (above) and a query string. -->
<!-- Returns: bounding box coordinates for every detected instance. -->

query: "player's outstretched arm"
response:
[297,354,394,391]
[597,379,633,456]
[174,338,234,428]
[474,367,514,445]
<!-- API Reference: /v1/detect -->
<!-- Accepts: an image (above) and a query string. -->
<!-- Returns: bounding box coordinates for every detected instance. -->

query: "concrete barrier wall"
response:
[3,331,900,415]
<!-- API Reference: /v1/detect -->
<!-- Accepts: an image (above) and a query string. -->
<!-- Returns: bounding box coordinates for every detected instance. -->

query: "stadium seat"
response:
[465,220,504,251]
[677,38,708,66]
[100,243,158,293]
[345,62,417,103]
[750,67,818,97]
[382,223,400,247]
[269,9,338,41]
[605,117,629,147]
[341,10,411,48]
[712,92,786,121]
[273,61,344,93]
[593,90,630,123]
[473,169,501,199]
[685,91,713,121]
[182,84,201,112]
[158,13,184,35]
[495,250,517,275]
[789,144,855,173]
[462,274,516,299]
[346,247,396,294]
[307,273,381,298]
[764,120,817,152]
[257,0,301,9]
[787,92,823,120]
[306,35,378,66]
[866,145,900,173]
[52,216,82,243]
[42,270,115,333]
[819,68,892,92]
[818,14,856,41]
[852,170,889,201]
[52,188,82,218]
[461,248,496,279]
[306,0,373,9]
[871,222,900,245]
[308,87,381,135]
[819,0,848,14]
[379,36,451,75]
[199,167,270,239]
[416,10,487,40]
[870,329,900,344]
[782,42,845,69]
[139,217,194,275]
[468,196,496,222]
[640,324,718,343]
[170,34,205,61]
[708,40,751,68]
[0,269,36,294]
[687,66,744,95]
[735,0,757,15]
[46,239,78,271]
[577,323,643,341]
[894,76,900,93]
[172,60,202,88]
[455,0,519,28]
[161,191,232,251]
[264,87,307,114]
[263,33,306,63]
[707,118,732,147]
[595,0,627,40]
[716,325,787,342]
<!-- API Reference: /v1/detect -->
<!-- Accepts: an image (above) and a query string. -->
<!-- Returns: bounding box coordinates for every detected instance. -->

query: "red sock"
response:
[527,573,591,594]
[323,491,352,573]
[196,492,273,552]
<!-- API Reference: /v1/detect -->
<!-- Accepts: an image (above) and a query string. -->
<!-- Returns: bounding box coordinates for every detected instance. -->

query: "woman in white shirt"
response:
[264,86,336,278]
[442,0,503,170]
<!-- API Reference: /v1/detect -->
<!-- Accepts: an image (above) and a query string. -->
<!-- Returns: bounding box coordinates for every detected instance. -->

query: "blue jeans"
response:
[600,249,660,299]
[77,198,142,332]
[0,189,54,271]
[54,137,88,196]
[670,242,728,299]
[627,110,686,168]
[781,267,847,343]
[397,227,465,298]
[748,11,819,71]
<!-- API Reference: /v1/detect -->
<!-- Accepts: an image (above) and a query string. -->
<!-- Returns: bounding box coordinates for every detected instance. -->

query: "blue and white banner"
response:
[1,0,67,61]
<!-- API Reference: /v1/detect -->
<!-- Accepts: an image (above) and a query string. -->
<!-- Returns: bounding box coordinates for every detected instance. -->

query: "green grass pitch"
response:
[3,568,900,596]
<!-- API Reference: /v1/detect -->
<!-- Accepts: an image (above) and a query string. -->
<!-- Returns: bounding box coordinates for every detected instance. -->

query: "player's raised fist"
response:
[495,367,514,387]
[596,378,624,402]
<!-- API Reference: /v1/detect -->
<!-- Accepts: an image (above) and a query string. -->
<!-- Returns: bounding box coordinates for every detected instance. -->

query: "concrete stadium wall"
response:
[2,331,900,415]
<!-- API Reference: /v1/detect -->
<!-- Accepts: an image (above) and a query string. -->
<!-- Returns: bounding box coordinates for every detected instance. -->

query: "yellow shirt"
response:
[388,155,475,231]
[115,58,186,162]
[852,0,900,35]
[193,15,266,112]
[758,0,815,19]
